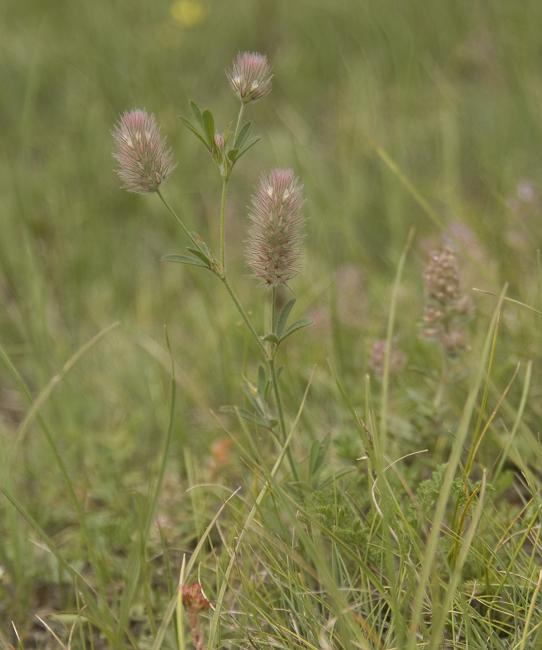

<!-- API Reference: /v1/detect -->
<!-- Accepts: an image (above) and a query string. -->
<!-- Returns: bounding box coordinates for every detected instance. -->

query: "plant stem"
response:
[233,102,245,145]
[159,163,299,484]
[218,101,245,271]
[271,285,277,332]
[222,279,298,481]
[433,351,448,410]
[142,327,176,551]
[221,277,266,356]
[158,189,265,358]
[269,356,299,482]
[219,177,228,271]
[269,286,299,483]
[157,189,203,254]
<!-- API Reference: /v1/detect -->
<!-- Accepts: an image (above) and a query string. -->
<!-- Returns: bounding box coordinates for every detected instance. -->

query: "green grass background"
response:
[1,0,542,648]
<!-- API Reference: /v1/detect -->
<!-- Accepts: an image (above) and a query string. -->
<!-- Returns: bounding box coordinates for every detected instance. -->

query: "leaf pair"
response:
[181,100,260,171]
[227,121,260,166]
[264,299,312,346]
[221,370,277,430]
[162,242,214,271]
[180,101,216,153]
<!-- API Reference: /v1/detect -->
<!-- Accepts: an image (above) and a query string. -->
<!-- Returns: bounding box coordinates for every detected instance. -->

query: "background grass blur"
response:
[2,0,542,647]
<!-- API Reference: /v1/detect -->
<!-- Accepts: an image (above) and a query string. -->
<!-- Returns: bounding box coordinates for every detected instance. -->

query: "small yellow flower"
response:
[170,1,207,28]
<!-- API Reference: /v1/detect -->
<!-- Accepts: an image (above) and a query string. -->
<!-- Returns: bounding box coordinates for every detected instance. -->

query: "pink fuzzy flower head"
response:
[213,133,225,151]
[226,52,272,103]
[246,169,305,287]
[112,109,175,194]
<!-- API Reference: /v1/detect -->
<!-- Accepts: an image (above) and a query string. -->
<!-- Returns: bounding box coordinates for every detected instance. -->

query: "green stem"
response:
[433,351,448,410]
[223,279,298,481]
[221,277,266,357]
[233,102,245,146]
[271,285,277,332]
[142,329,176,550]
[219,177,228,272]
[269,356,299,483]
[158,164,299,485]
[269,286,300,483]
[157,189,203,254]
[218,102,245,271]
[158,185,265,358]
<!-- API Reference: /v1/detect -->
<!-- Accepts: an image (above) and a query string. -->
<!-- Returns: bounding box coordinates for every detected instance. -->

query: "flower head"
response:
[246,169,305,287]
[423,245,460,303]
[421,244,471,354]
[181,582,210,612]
[112,109,175,194]
[227,51,272,103]
[213,133,225,151]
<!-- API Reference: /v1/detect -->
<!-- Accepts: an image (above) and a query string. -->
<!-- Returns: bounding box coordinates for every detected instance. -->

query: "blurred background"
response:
[2,0,542,639]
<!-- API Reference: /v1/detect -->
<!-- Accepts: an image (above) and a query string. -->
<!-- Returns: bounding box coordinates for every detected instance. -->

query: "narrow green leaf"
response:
[180,117,209,151]
[227,148,239,163]
[220,406,271,429]
[280,318,312,342]
[116,542,141,642]
[276,298,296,337]
[202,109,215,146]
[189,100,203,126]
[234,121,252,149]
[195,240,212,259]
[257,365,267,397]
[186,247,212,266]
[161,254,208,269]
[308,434,331,482]
[241,380,266,416]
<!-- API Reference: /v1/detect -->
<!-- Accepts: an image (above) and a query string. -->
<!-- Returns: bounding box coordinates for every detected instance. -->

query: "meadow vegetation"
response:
[1,1,542,648]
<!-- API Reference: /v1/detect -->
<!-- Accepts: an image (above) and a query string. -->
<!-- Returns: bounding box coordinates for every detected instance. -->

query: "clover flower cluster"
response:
[112,110,174,194]
[112,52,305,291]
[226,51,273,103]
[246,169,305,287]
[422,245,471,354]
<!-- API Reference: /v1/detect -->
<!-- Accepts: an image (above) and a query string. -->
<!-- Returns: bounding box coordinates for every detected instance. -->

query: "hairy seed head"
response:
[246,169,305,287]
[226,51,272,103]
[112,109,175,194]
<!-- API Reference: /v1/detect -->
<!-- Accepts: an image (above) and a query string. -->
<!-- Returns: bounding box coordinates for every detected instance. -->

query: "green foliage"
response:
[2,0,542,648]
